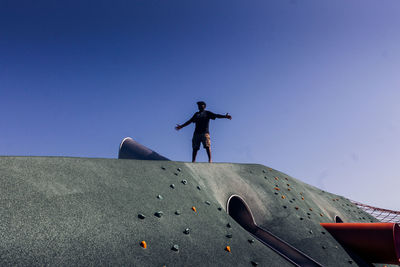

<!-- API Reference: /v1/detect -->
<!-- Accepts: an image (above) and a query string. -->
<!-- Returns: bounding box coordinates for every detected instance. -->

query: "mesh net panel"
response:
[351,200,400,223]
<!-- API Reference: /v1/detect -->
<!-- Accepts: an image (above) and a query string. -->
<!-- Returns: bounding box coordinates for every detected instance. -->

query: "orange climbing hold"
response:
[309,208,313,211]
[225,246,231,252]
[287,188,291,191]
[287,184,290,186]
[140,241,147,249]
[192,206,197,212]
[275,177,279,180]
[274,187,280,191]
[301,197,305,200]
[295,206,299,210]
[281,195,286,199]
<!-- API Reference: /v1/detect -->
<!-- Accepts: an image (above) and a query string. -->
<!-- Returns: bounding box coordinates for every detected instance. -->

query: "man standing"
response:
[175,101,232,163]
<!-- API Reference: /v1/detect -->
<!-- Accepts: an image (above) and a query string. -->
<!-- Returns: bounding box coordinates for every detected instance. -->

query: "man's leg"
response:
[192,134,200,162]
[205,147,212,163]
[192,149,198,162]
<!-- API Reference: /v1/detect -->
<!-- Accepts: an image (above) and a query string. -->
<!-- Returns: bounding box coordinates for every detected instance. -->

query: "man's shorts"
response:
[192,133,211,150]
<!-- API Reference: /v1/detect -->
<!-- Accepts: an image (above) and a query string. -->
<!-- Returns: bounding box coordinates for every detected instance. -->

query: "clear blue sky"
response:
[1,0,399,210]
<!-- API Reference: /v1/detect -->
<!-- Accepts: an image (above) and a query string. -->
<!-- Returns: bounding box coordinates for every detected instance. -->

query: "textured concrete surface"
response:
[0,156,393,266]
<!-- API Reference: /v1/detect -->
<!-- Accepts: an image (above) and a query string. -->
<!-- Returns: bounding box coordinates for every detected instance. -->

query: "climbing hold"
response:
[307,212,311,216]
[181,179,187,185]
[295,207,299,210]
[154,211,163,218]
[140,241,147,248]
[251,260,259,266]
[171,244,179,252]
[138,213,146,219]
[287,184,290,186]
[161,166,166,170]
[274,187,280,191]
[300,217,304,220]
[174,173,178,176]
[183,228,190,235]
[248,239,255,243]
[157,195,163,200]
[281,195,286,199]
[226,234,233,238]
[205,201,211,205]
[320,213,324,217]
[197,185,201,190]
[309,208,313,211]
[175,210,181,215]
[274,177,279,180]
[321,231,326,235]
[274,192,278,195]
[309,230,313,234]
[177,168,181,172]
[301,197,305,200]
[170,184,175,189]
[225,246,231,252]
[227,223,232,228]
[322,245,327,249]
[218,207,222,211]
[285,177,289,181]
[287,188,291,191]
[192,206,197,212]
[283,205,287,209]
[262,170,266,173]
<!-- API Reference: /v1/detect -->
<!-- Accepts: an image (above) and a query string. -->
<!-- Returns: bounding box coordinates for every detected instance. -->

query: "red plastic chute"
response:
[320,223,400,265]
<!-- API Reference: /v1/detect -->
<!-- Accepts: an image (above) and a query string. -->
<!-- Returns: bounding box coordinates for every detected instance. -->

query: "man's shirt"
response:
[189,110,218,134]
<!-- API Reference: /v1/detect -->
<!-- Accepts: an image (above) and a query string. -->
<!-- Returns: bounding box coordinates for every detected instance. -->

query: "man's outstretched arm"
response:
[175,118,193,131]
[215,113,232,120]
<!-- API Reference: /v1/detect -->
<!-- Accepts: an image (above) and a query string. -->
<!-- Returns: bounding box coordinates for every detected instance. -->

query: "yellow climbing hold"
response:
[192,206,197,212]
[225,246,231,252]
[140,241,147,249]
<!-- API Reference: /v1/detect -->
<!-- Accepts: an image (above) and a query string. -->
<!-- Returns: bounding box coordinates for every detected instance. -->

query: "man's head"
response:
[197,101,206,111]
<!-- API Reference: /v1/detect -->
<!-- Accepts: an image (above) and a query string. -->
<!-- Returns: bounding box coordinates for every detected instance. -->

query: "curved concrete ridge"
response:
[0,156,390,266]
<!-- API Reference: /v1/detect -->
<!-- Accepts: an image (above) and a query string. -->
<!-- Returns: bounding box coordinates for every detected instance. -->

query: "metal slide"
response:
[252,225,323,267]
[227,195,322,267]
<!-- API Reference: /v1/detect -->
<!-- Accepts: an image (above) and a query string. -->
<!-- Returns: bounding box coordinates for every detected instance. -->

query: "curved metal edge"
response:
[226,194,257,227]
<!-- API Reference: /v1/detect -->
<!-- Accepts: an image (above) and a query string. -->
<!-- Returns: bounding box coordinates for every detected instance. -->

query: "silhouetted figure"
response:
[175,101,232,163]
